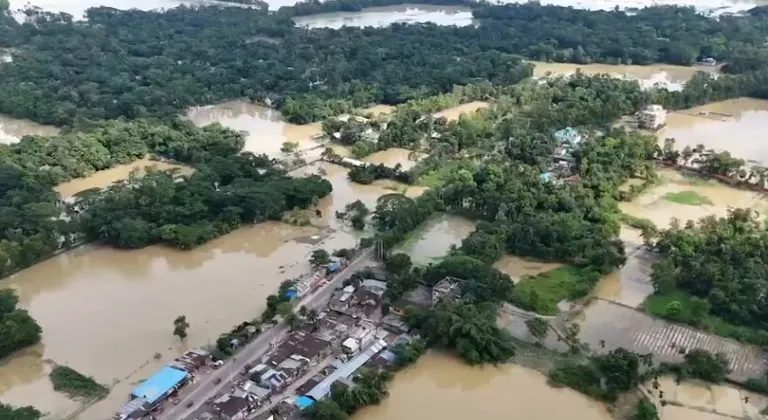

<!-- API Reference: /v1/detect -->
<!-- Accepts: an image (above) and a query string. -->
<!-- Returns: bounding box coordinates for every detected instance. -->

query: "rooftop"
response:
[393,285,432,309]
[268,333,330,365]
[131,366,188,404]
[304,339,387,401]
[214,394,250,417]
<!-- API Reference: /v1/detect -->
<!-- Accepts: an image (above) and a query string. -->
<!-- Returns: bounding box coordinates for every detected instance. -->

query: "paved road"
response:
[161,248,375,420]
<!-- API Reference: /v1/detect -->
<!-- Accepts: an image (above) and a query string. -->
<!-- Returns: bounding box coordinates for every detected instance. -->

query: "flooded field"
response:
[619,168,768,229]
[493,255,563,283]
[186,101,323,160]
[434,101,489,121]
[0,114,59,145]
[363,148,422,171]
[355,352,613,420]
[531,61,719,91]
[55,158,194,199]
[394,213,475,265]
[660,98,768,165]
[293,5,473,29]
[363,104,394,116]
[646,377,768,420]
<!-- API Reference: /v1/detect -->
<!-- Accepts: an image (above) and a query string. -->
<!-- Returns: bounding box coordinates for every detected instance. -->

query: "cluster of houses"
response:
[540,127,583,184]
[114,349,212,420]
[206,275,464,420]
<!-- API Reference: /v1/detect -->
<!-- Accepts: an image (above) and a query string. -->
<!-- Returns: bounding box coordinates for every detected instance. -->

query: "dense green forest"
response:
[0,403,40,420]
[3,1,768,126]
[0,289,41,360]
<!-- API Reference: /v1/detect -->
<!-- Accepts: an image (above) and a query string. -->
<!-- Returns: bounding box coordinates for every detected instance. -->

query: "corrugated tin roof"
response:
[131,367,188,404]
[304,339,386,401]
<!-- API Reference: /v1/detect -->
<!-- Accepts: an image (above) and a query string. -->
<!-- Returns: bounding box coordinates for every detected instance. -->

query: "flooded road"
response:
[660,98,768,165]
[0,114,59,145]
[293,5,474,29]
[531,61,719,91]
[619,168,768,229]
[354,352,613,420]
[493,255,563,283]
[55,158,194,199]
[394,213,475,265]
[186,101,323,160]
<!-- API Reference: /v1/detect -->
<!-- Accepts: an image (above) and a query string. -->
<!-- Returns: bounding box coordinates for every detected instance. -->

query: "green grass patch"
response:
[511,267,599,316]
[49,365,109,400]
[417,161,467,189]
[646,291,768,347]
[661,190,712,206]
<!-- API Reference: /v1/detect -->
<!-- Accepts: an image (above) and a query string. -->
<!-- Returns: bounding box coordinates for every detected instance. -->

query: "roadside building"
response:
[638,104,667,130]
[328,285,356,313]
[432,277,462,305]
[241,380,272,403]
[130,366,189,406]
[391,284,432,316]
[277,354,310,379]
[379,313,409,333]
[266,332,332,366]
[168,348,210,373]
[213,394,251,420]
[304,339,388,401]
[255,368,290,390]
[114,398,151,420]
[354,279,388,315]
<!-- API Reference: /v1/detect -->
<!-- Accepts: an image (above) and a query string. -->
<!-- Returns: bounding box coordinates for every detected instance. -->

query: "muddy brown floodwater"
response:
[185,101,324,159]
[394,213,475,265]
[660,98,768,165]
[0,114,59,145]
[355,352,613,420]
[493,255,563,283]
[434,101,489,120]
[530,61,719,91]
[363,148,423,171]
[55,158,194,199]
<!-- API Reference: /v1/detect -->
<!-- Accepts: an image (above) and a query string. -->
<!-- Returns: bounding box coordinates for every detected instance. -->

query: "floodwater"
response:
[363,148,422,171]
[185,101,323,160]
[354,352,613,420]
[493,255,563,283]
[434,101,489,121]
[55,158,194,199]
[659,98,768,165]
[362,104,394,117]
[2,160,421,418]
[293,5,473,29]
[644,377,768,419]
[0,114,59,145]
[394,213,475,265]
[619,168,768,229]
[531,61,719,91]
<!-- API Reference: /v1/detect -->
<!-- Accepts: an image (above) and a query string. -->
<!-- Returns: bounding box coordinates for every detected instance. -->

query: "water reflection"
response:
[394,213,475,265]
[293,5,474,29]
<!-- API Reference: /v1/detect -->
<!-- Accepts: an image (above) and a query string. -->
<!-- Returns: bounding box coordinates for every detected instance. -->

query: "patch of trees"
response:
[422,255,515,303]
[336,200,370,230]
[548,348,652,402]
[78,154,331,249]
[347,163,412,185]
[49,365,109,400]
[372,191,444,249]
[0,289,41,360]
[404,299,515,365]
[658,349,731,383]
[648,209,768,335]
[0,404,40,420]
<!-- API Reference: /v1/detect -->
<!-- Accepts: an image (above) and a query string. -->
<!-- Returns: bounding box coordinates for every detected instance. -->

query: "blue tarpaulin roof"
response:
[131,366,189,404]
[285,289,298,300]
[296,396,315,409]
[328,262,341,272]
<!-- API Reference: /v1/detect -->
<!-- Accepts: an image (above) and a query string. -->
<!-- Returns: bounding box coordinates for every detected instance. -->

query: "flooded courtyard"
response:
[493,255,563,283]
[363,148,422,171]
[293,5,474,29]
[660,98,768,166]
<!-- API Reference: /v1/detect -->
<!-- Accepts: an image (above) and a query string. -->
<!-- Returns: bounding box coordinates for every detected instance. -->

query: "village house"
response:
[638,104,667,130]
[213,393,252,420]
[391,284,433,316]
[432,277,462,305]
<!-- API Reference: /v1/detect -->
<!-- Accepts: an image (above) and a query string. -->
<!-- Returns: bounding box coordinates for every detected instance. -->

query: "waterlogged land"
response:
[186,101,323,159]
[394,213,476,265]
[0,114,59,144]
[363,148,423,171]
[434,101,489,120]
[620,168,768,229]
[55,158,194,199]
[493,255,563,283]
[354,352,613,420]
[660,98,768,166]
[531,61,719,91]
[293,5,474,29]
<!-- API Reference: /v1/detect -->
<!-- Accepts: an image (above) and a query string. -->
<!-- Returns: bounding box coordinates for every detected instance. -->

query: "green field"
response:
[511,267,596,315]
[661,190,713,206]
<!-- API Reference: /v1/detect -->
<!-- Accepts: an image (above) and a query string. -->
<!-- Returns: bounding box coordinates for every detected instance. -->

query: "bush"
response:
[665,301,682,318]
[49,365,108,399]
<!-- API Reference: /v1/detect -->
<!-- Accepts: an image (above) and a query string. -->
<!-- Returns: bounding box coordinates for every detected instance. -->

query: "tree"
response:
[525,317,549,344]
[392,339,427,366]
[303,399,349,420]
[173,315,190,341]
[281,141,299,153]
[276,302,294,318]
[310,249,331,267]
[679,349,731,383]
[634,398,659,420]
[0,404,41,420]
[384,253,412,277]
[284,312,302,331]
[665,301,682,319]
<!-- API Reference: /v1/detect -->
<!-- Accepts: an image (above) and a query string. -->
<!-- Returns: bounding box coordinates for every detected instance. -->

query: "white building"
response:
[638,105,667,130]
